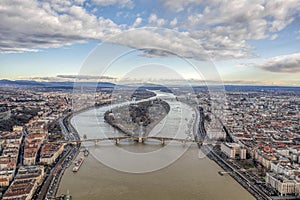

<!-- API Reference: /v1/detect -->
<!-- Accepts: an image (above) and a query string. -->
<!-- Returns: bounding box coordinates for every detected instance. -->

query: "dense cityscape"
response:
[1,0,300,199]
[0,86,113,199]
[0,83,298,199]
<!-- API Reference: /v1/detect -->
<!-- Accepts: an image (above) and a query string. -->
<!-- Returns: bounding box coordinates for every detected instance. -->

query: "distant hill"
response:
[0,79,45,86]
[0,79,299,92]
[0,79,116,89]
[135,83,173,93]
[224,85,300,92]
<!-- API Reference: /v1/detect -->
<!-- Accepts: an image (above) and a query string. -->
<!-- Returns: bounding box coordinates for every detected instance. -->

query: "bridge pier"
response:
[115,138,120,145]
[138,137,144,143]
[182,140,186,147]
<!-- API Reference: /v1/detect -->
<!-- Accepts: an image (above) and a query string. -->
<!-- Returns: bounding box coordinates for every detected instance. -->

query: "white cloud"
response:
[148,14,166,27]
[164,0,300,41]
[23,75,115,82]
[189,27,256,59]
[0,0,299,63]
[0,0,123,52]
[169,18,178,27]
[148,14,158,24]
[270,34,278,40]
[91,0,134,8]
[131,17,142,28]
[109,29,202,58]
[162,0,204,12]
[57,75,115,80]
[254,53,300,73]
[0,48,40,53]
[158,0,300,61]
[156,18,166,26]
[74,0,86,5]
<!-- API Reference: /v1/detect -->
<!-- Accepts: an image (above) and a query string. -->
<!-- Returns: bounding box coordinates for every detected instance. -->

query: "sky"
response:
[0,0,300,86]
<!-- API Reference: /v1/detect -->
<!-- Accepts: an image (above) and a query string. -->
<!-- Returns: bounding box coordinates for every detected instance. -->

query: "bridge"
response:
[49,136,215,146]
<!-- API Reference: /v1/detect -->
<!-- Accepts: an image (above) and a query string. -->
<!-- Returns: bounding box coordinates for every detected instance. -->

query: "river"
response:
[58,91,255,200]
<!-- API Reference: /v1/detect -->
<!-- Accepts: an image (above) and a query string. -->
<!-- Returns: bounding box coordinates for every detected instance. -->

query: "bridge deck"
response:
[49,136,214,145]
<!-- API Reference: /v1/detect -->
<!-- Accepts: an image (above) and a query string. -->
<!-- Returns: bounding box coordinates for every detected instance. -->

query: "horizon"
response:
[1,78,300,88]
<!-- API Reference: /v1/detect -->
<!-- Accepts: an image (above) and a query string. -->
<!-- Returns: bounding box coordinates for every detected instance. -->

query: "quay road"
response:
[207,147,271,200]
[45,145,79,200]
[196,106,271,200]
[34,144,79,200]
[196,106,206,142]
[34,114,81,200]
[211,149,299,200]
[59,115,79,141]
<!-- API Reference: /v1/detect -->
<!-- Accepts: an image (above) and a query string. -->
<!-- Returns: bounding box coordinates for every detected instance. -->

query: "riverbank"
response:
[57,91,255,199]
[103,99,170,137]
[196,107,261,199]
[58,146,255,200]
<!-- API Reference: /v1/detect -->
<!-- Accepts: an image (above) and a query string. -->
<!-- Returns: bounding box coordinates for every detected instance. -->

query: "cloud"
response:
[23,75,116,82]
[0,47,40,53]
[0,0,299,62]
[109,29,211,60]
[57,75,116,80]
[162,0,204,13]
[91,0,134,8]
[164,0,300,40]
[254,53,300,73]
[169,18,178,27]
[148,14,158,23]
[131,17,142,28]
[0,0,122,52]
[74,0,86,5]
[148,14,166,27]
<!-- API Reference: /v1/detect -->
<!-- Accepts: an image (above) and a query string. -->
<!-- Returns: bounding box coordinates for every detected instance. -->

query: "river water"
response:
[58,91,255,200]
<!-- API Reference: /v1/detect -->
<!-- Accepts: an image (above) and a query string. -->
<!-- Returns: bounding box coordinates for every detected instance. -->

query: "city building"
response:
[266,173,300,196]
[0,177,9,187]
[2,166,44,199]
[40,143,64,165]
[15,166,45,184]
[2,179,37,200]
[221,142,247,159]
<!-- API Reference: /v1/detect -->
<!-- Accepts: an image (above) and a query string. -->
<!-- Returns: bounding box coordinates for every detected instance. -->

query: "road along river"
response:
[58,91,255,200]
